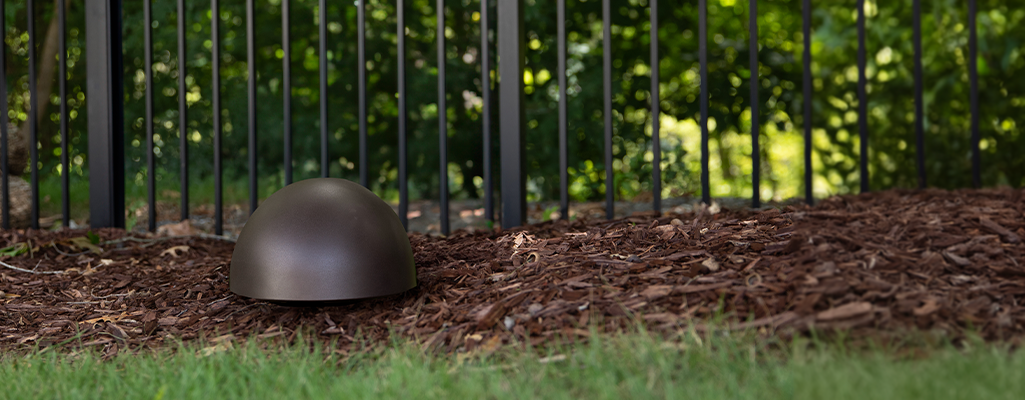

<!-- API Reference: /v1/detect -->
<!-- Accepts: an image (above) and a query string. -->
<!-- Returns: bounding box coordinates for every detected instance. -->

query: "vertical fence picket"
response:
[247,0,258,214]
[969,0,980,188]
[282,0,292,185]
[558,0,568,219]
[749,0,759,208]
[481,0,494,223]
[86,0,125,228]
[398,0,409,230]
[650,0,661,214]
[319,0,329,178]
[802,0,813,205]
[145,0,156,231]
[602,0,613,219]
[358,0,368,187]
[27,0,39,229]
[178,0,189,219]
[498,0,525,228]
[438,0,449,235]
[914,0,925,188]
[59,0,69,226]
[212,0,223,235]
[0,0,8,229]
[699,0,710,205]
[857,0,869,193]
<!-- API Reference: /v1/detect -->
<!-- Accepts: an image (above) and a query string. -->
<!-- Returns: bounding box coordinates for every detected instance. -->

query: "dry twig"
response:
[101,233,236,247]
[0,259,65,275]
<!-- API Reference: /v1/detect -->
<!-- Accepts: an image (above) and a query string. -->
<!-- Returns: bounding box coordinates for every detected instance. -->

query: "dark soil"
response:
[2,188,1023,356]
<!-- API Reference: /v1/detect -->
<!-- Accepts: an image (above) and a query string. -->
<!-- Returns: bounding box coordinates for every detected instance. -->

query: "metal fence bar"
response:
[498,0,525,228]
[857,0,869,193]
[86,0,125,228]
[319,0,328,177]
[438,0,450,235]
[398,0,409,230]
[27,0,39,229]
[59,0,69,227]
[650,0,661,214]
[178,0,189,219]
[802,0,812,205]
[282,0,293,185]
[1,0,9,229]
[482,0,494,222]
[914,0,925,188]
[968,0,980,188]
[749,0,759,208]
[145,0,156,232]
[358,0,368,187]
[69,0,1008,233]
[602,0,613,219]
[699,0,710,205]
[558,0,568,219]
[247,0,258,214]
[212,0,223,235]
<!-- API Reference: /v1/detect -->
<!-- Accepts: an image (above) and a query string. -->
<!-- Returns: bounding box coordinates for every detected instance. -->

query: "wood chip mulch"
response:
[1,188,1023,356]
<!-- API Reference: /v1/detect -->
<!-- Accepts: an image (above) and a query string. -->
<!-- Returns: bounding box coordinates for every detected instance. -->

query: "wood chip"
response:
[817,302,873,321]
[913,299,941,317]
[3,188,1025,354]
[640,285,674,300]
[701,258,720,272]
[980,217,1021,243]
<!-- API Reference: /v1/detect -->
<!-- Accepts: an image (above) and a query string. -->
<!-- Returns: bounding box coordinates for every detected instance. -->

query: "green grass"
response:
[2,330,1023,399]
[37,174,91,224]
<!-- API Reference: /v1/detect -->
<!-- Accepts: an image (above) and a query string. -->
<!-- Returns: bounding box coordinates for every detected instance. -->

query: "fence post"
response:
[498,0,525,228]
[86,0,125,228]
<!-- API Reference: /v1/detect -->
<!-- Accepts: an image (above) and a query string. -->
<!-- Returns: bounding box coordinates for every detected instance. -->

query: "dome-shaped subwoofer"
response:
[230,178,417,305]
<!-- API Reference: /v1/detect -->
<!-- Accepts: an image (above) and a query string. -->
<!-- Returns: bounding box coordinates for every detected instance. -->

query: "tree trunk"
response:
[6,0,66,176]
[0,176,32,227]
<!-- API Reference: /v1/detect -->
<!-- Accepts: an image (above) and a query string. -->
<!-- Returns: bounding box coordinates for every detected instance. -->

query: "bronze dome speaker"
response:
[230,178,417,305]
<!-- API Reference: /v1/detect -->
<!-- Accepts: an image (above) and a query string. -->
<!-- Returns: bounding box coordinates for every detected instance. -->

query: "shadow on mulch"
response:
[1,188,1023,356]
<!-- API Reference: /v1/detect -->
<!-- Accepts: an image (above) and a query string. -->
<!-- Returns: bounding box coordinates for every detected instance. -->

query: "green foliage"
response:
[124,199,147,232]
[541,204,560,221]
[0,242,28,257]
[6,0,1023,210]
[85,230,99,245]
[808,0,1025,192]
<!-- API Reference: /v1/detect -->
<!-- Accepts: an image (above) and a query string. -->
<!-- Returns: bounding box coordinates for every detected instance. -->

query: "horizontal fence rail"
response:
[0,0,998,232]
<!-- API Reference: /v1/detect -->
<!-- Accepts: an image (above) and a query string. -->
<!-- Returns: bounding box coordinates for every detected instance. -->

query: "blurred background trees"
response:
[3,0,1023,220]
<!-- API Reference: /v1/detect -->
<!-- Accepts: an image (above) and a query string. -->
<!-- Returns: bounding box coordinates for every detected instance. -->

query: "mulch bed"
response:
[1,188,1023,357]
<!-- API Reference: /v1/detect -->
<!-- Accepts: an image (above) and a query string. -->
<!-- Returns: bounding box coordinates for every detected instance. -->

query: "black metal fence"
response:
[0,0,986,235]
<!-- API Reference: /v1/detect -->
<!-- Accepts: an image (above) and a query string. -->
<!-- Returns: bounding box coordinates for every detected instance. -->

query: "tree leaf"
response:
[67,237,103,254]
[86,231,100,245]
[0,243,29,257]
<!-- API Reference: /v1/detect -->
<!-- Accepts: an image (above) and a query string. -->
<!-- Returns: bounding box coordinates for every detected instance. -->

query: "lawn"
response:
[2,330,1023,399]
